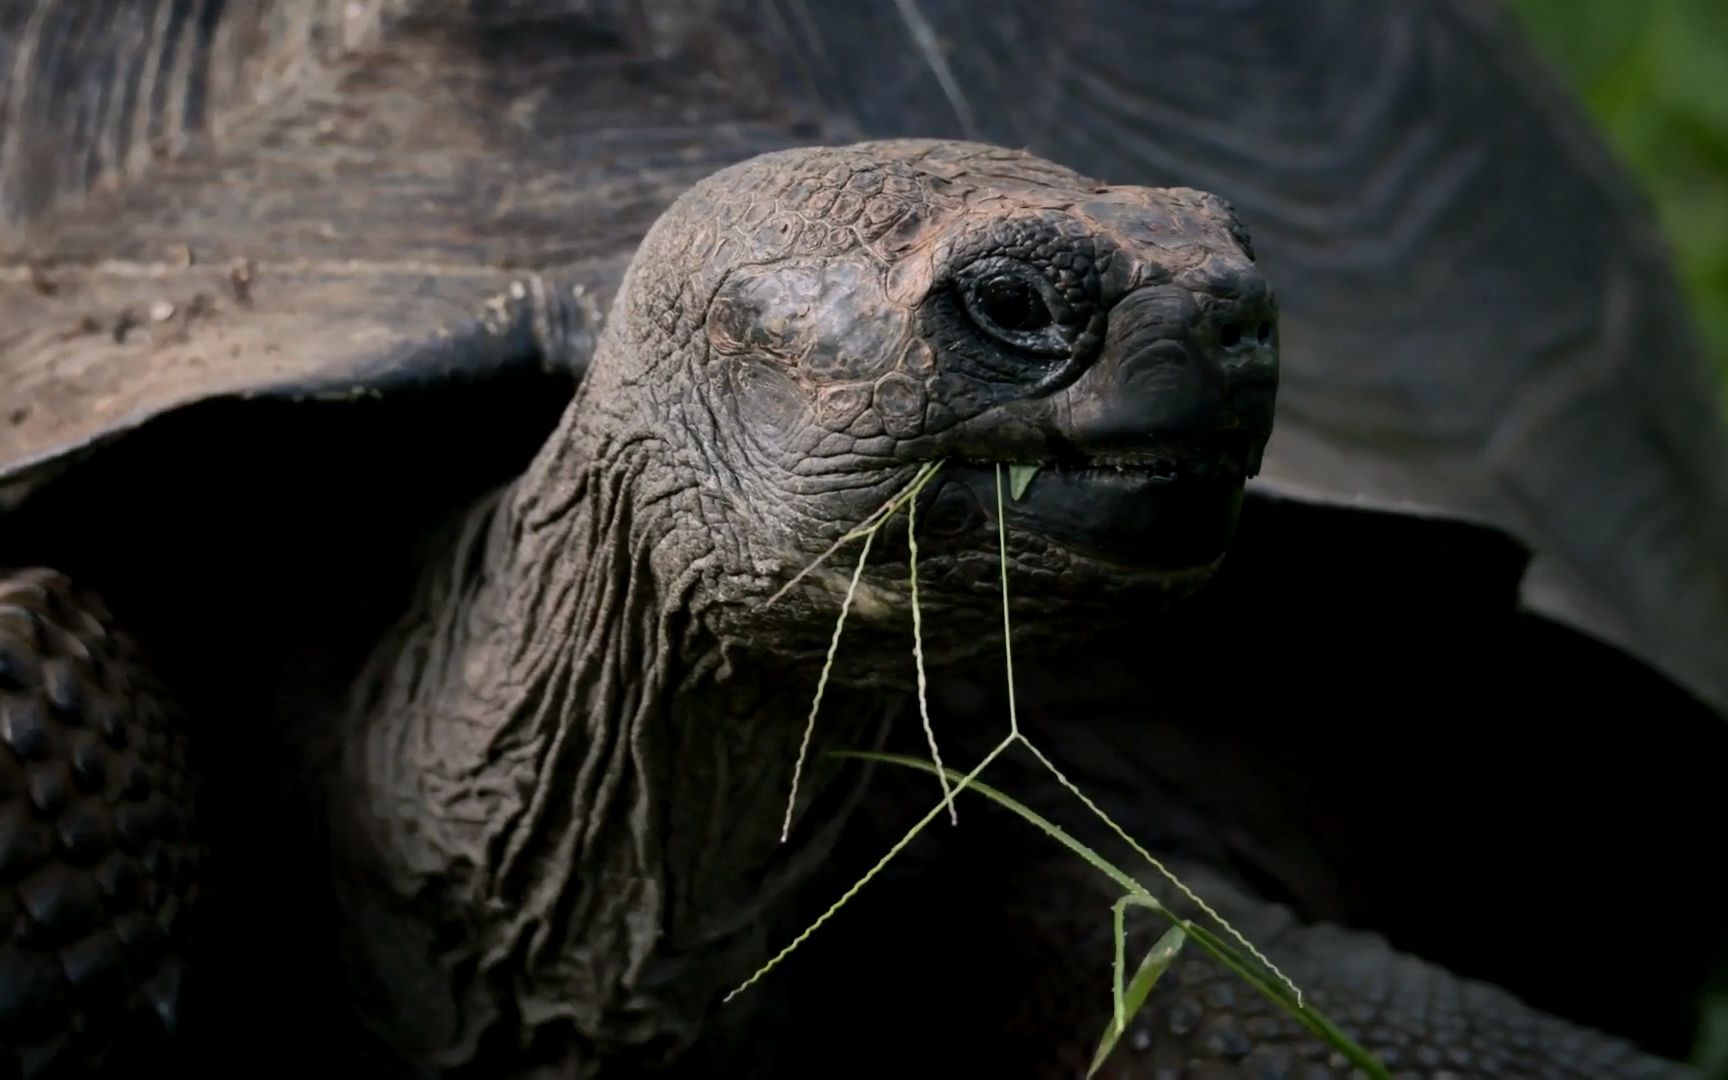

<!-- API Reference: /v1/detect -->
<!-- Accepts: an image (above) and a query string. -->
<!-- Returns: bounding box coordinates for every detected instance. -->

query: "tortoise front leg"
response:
[0,568,199,1077]
[765,849,1696,1078]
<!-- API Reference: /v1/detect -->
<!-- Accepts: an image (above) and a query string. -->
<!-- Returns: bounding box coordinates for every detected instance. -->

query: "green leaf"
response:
[1181,923,1390,1079]
[1088,922,1187,1076]
[1008,463,1041,501]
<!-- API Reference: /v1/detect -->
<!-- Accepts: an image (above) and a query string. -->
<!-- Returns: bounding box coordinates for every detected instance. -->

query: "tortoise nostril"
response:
[1257,321,1272,345]
[1220,323,1241,348]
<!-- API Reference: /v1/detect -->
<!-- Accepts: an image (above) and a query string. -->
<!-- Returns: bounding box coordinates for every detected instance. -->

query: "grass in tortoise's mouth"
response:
[947,434,1258,493]
[934,445,1250,572]
[952,455,1234,492]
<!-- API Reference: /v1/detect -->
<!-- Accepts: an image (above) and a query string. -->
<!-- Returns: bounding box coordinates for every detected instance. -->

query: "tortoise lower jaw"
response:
[933,460,1248,572]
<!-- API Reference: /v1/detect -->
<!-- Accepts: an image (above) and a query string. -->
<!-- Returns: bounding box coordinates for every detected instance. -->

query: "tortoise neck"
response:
[342,410,888,1067]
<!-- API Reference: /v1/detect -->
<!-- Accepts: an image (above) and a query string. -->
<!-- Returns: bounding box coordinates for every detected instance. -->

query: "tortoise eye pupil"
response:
[978,277,1050,333]
[957,260,1069,357]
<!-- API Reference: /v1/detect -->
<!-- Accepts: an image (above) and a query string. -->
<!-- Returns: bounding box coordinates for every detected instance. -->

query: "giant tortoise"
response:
[1,2,1725,1077]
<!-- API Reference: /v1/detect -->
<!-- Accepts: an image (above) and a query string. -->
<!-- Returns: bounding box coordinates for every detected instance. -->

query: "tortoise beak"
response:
[930,280,1277,572]
[1059,282,1278,470]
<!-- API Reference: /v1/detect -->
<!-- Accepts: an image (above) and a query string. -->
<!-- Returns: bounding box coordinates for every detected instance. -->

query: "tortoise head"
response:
[580,139,1277,653]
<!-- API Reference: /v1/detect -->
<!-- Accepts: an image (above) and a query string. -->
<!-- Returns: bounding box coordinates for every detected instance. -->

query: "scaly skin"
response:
[1,138,1696,1077]
[766,838,1698,1079]
[336,140,1275,1073]
[0,569,197,1076]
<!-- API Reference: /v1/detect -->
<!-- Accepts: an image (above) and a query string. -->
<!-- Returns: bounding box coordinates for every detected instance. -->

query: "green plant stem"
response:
[726,733,1016,1003]
[908,490,958,824]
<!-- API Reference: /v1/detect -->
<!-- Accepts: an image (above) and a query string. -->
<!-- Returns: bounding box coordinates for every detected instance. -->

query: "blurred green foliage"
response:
[1509,1,1728,390]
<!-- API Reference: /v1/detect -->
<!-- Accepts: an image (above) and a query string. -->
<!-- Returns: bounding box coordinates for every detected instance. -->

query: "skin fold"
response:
[332,139,1279,1072]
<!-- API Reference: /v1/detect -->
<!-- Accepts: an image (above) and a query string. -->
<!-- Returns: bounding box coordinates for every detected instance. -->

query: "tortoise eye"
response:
[958,259,1071,357]
[976,275,1050,333]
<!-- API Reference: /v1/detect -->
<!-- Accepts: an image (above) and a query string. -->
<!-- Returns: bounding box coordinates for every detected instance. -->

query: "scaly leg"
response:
[0,568,199,1077]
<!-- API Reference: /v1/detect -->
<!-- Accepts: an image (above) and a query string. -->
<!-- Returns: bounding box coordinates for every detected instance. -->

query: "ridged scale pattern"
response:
[0,569,196,1078]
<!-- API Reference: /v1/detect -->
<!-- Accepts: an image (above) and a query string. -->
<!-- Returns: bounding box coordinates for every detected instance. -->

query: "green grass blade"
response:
[907,486,958,824]
[994,465,1021,737]
[766,460,943,607]
[728,734,1016,1004]
[1009,463,1041,500]
[1110,896,1130,1035]
[1017,735,1301,1006]
[775,460,946,842]
[1088,922,1187,1077]
[1181,922,1390,1079]
[780,528,877,843]
[843,750,1389,1078]
[836,749,1146,899]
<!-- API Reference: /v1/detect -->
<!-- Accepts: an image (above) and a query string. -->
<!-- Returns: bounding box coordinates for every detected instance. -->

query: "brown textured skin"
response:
[331,139,1275,1073]
[0,3,1718,1078]
[308,140,1691,1077]
[0,569,196,1076]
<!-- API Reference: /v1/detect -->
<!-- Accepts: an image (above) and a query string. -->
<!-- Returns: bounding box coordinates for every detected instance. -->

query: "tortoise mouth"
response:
[920,446,1249,572]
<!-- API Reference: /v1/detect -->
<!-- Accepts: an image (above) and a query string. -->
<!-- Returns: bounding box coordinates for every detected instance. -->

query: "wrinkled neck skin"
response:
[338,392,896,1074]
